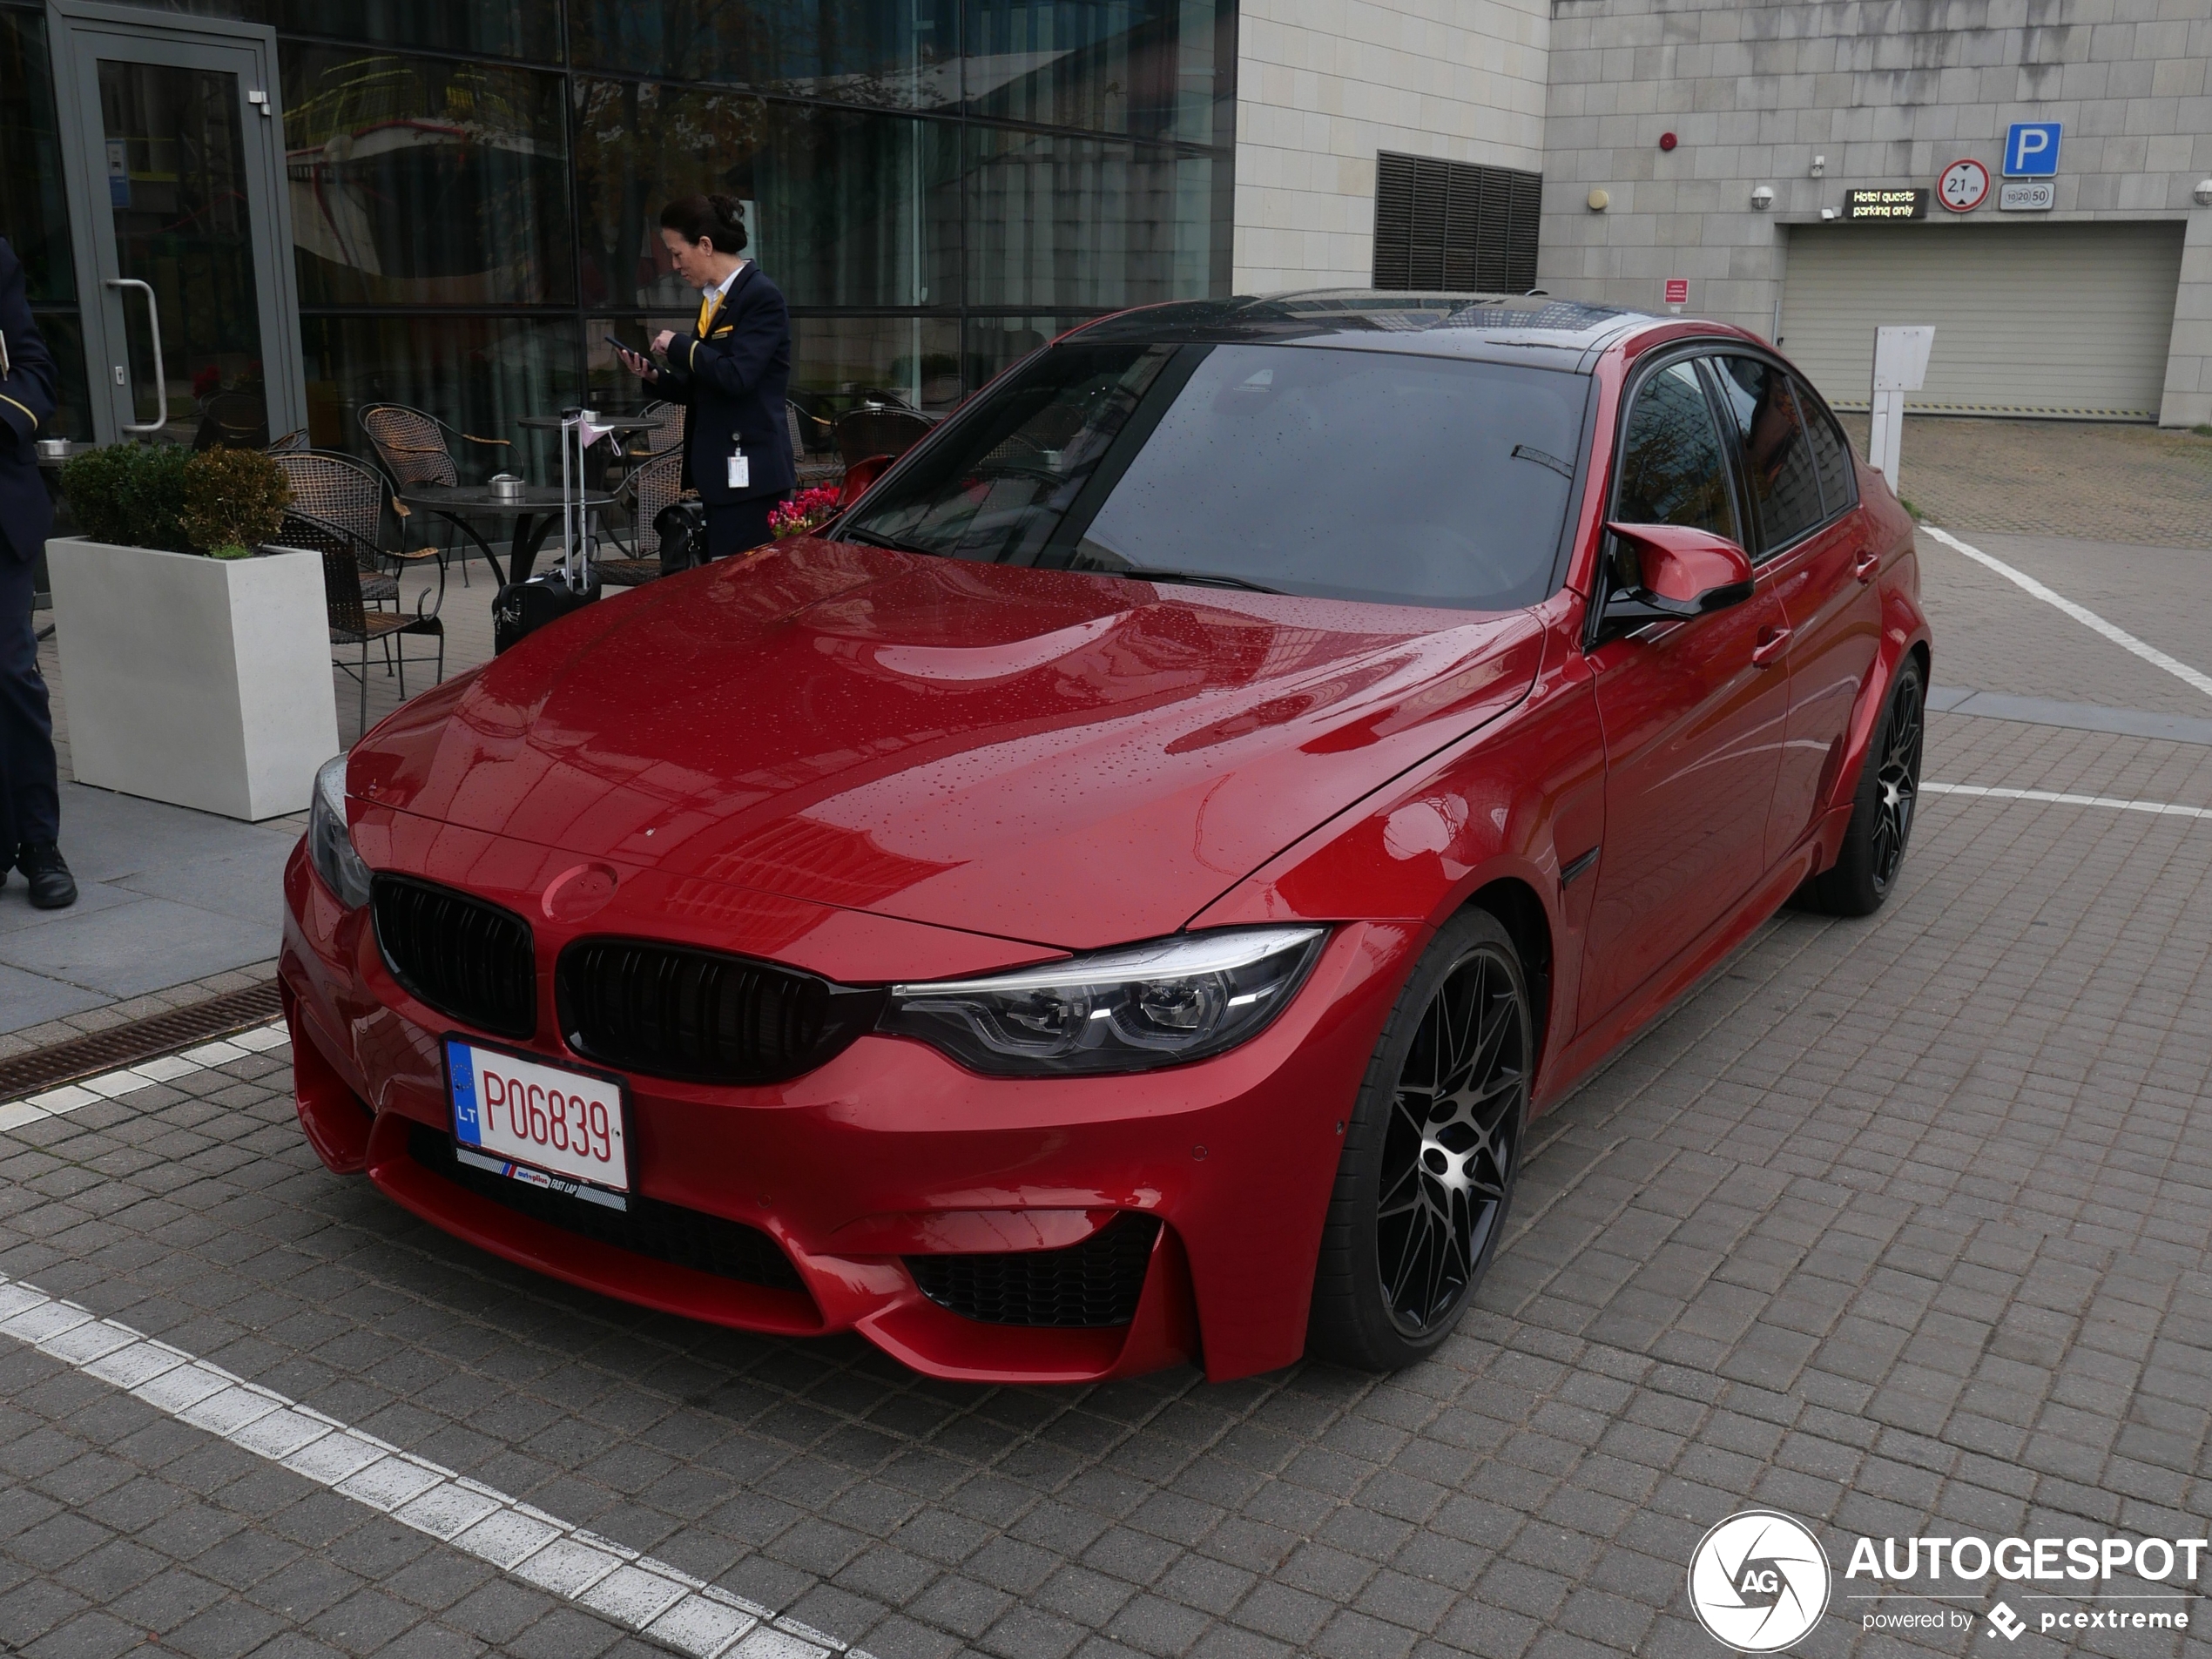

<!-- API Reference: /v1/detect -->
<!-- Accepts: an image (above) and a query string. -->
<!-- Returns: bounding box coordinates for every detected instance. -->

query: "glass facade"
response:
[1,6,91,439]
[0,0,1233,462]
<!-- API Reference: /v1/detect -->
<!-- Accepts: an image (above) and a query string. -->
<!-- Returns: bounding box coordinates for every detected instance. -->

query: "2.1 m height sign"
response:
[2004,122,2061,177]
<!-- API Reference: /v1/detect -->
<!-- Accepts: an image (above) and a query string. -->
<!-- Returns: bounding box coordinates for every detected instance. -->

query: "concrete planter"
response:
[45,538,339,821]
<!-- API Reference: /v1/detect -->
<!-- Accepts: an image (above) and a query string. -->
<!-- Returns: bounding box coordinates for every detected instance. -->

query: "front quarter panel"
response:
[1189,597,1604,1106]
[1812,460,1931,847]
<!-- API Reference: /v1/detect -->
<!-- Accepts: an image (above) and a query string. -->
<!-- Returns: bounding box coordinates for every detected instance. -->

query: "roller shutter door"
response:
[1777,222,2184,420]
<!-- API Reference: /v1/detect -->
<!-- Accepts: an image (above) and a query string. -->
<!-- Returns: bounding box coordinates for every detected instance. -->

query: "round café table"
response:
[516,415,664,491]
[396,482,616,594]
[33,442,93,470]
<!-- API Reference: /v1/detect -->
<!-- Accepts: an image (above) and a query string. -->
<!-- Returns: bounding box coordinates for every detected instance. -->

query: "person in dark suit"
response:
[0,237,73,909]
[614,193,794,560]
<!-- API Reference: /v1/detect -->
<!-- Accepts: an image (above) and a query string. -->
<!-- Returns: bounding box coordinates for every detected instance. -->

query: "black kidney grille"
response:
[557,940,886,1085]
[372,875,536,1040]
[907,1213,1162,1328]
[408,1125,806,1294]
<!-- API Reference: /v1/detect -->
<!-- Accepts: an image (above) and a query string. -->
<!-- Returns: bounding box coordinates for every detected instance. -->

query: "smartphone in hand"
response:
[607,335,658,378]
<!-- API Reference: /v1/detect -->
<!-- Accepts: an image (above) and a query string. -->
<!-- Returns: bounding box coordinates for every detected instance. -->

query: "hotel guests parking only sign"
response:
[1845,188,1927,219]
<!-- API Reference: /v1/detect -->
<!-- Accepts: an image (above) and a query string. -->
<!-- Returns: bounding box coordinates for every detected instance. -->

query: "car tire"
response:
[1306,908,1531,1371]
[1802,658,1925,918]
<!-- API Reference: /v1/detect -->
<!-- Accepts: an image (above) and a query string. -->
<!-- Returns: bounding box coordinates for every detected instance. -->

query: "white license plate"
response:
[446,1038,631,1200]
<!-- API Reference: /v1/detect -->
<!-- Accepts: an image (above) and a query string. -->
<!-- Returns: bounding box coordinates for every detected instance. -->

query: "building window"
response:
[1372,152,1540,293]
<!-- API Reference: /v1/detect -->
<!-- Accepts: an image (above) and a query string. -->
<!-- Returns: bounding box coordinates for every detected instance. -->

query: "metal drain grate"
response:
[0,981,285,1103]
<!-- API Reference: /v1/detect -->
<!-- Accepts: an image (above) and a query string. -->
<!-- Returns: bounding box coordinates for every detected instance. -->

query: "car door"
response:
[1708,355,1885,867]
[1575,355,1793,1031]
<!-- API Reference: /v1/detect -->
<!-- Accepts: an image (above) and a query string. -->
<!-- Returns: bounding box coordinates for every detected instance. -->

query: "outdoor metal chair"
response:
[835,407,933,468]
[599,448,687,585]
[792,401,843,488]
[192,390,269,451]
[357,402,511,586]
[356,402,511,488]
[265,428,311,454]
[634,399,682,455]
[273,448,411,611]
[284,506,445,738]
[603,399,683,494]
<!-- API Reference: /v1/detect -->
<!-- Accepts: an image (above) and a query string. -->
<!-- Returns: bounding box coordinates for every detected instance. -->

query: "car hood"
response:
[352,539,1545,949]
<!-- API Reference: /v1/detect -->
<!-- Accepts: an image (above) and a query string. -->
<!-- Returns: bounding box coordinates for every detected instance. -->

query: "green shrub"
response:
[56,442,192,552]
[180,447,291,556]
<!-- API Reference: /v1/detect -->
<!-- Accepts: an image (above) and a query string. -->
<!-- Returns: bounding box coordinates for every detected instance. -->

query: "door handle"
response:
[103,277,167,435]
[1854,551,1880,584]
[1752,625,1793,667]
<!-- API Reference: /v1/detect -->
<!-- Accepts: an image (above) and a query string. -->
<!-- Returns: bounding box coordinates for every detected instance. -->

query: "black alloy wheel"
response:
[1867,672,1923,891]
[1308,909,1531,1369]
[1804,658,1925,916]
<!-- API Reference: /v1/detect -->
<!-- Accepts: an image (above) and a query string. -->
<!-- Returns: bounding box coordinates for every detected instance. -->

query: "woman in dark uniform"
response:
[615,194,794,559]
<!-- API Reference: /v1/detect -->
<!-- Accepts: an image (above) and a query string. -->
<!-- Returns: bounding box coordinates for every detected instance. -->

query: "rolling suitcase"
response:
[493,408,605,654]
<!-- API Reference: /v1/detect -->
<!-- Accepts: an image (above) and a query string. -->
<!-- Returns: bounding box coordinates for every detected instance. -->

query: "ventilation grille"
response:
[556,940,887,1086]
[408,1124,807,1294]
[1372,152,1542,293]
[907,1213,1161,1327]
[372,876,536,1040]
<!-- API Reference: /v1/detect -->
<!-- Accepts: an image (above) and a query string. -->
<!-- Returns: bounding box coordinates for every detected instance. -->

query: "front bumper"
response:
[280,839,1420,1384]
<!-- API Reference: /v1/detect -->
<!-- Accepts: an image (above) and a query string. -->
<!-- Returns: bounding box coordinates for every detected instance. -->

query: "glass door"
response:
[47,0,304,446]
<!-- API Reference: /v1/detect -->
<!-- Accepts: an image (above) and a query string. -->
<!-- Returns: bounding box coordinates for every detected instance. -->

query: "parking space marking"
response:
[0,1271,874,1659]
[1921,523,2212,701]
[1923,780,2212,819]
[0,1019,289,1121]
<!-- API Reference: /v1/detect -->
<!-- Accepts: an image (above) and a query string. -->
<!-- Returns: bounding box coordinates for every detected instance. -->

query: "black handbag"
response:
[654,497,708,576]
[494,408,604,655]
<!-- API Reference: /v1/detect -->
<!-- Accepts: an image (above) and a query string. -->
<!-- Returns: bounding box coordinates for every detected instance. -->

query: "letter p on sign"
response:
[2005,122,2060,177]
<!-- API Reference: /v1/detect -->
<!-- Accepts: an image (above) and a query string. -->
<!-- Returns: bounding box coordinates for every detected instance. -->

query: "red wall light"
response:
[1659,132,1678,152]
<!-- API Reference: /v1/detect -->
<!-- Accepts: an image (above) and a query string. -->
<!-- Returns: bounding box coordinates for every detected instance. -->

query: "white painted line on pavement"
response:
[1920,524,2212,704]
[1924,781,2212,820]
[0,1273,873,1659]
[1,1018,290,1120]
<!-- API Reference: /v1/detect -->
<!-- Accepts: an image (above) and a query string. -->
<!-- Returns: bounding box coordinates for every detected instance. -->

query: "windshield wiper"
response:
[840,525,932,556]
[1086,565,1285,595]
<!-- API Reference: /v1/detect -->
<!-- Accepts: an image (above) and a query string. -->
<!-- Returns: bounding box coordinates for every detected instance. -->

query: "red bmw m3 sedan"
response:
[281,293,1930,1385]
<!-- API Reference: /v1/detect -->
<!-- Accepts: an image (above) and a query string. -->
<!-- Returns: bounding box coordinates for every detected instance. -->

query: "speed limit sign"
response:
[1938,158,1990,212]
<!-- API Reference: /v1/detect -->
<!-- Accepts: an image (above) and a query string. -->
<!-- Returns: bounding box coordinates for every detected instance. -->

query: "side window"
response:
[1712,355,1824,556]
[1614,361,1738,544]
[1798,383,1858,519]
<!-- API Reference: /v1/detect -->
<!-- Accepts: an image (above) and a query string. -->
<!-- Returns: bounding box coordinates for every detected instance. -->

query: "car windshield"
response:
[836,339,1589,611]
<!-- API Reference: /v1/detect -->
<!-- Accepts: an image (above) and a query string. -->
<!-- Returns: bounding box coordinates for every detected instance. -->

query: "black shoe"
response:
[17,843,76,910]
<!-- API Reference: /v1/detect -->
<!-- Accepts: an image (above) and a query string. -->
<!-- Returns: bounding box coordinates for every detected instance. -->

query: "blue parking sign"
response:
[2005,122,2061,177]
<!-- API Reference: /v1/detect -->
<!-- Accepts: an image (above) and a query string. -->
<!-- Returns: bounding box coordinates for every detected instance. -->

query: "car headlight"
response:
[308,753,373,909]
[878,926,1327,1076]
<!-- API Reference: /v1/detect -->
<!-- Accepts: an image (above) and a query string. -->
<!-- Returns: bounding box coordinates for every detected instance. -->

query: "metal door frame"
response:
[45,0,305,445]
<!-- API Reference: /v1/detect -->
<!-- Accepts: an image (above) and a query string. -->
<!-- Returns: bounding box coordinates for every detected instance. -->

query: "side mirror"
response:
[839,452,895,507]
[1604,523,1755,617]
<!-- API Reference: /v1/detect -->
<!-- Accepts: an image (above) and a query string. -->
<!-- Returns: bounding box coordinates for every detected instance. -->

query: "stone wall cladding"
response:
[1536,0,2212,423]
[1231,0,1552,292]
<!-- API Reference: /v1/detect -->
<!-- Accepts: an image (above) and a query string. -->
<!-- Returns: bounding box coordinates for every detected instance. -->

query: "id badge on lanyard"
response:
[727,436,749,491]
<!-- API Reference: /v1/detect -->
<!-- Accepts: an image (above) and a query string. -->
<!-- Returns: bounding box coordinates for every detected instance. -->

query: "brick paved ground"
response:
[1835,415,2212,550]
[5,523,2212,1659]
